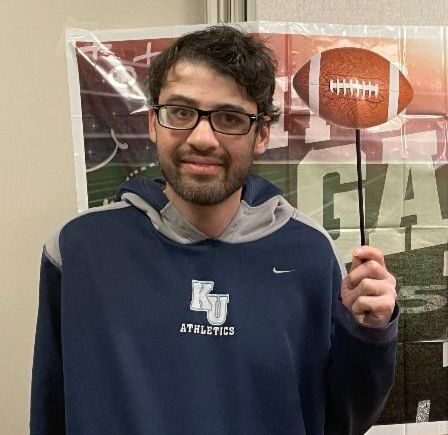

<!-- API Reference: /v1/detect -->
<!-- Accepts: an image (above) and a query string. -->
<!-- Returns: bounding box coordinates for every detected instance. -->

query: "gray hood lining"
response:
[121,192,296,244]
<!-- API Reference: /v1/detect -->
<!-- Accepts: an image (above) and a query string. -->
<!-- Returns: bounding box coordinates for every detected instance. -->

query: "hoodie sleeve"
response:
[325,260,399,435]
[30,249,65,435]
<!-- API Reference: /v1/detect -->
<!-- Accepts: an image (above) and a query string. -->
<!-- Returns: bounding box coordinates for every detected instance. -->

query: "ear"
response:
[253,123,270,156]
[148,109,157,143]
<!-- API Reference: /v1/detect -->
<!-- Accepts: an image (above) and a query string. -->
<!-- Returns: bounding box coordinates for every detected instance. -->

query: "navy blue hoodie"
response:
[30,175,398,435]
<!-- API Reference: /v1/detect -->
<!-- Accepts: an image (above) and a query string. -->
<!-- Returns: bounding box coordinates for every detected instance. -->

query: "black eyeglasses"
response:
[151,104,264,135]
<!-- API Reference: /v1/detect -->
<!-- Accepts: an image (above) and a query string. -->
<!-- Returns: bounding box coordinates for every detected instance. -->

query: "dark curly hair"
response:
[147,25,280,123]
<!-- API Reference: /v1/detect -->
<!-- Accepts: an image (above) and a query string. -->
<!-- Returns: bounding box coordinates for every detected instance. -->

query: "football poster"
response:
[66,22,448,434]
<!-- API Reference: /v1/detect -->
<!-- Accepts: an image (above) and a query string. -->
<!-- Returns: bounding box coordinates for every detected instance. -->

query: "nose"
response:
[186,117,220,151]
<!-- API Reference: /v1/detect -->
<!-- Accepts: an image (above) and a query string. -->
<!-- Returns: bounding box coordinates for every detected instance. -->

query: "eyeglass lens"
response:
[158,106,251,134]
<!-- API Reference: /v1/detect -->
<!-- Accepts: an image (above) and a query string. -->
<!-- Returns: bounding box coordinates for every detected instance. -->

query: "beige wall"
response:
[0,1,205,434]
[3,0,447,433]
[256,0,448,25]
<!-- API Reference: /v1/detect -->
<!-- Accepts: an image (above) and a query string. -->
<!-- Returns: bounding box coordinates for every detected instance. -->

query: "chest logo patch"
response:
[190,280,230,326]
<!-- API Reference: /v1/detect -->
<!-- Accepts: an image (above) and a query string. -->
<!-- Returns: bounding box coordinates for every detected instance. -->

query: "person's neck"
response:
[164,184,242,239]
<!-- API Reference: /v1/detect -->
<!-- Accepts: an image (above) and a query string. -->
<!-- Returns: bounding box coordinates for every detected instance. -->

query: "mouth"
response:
[179,157,225,176]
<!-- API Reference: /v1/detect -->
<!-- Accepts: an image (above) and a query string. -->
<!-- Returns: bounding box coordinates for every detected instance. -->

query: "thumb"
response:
[349,247,365,272]
[350,245,386,272]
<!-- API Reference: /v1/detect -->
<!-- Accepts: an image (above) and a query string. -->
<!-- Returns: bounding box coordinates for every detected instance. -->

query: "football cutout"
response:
[292,47,413,129]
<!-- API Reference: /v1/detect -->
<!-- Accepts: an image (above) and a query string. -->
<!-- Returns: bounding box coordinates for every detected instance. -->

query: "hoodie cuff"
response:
[335,300,399,345]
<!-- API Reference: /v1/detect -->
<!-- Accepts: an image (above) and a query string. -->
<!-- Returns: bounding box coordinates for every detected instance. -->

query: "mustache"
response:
[174,150,229,166]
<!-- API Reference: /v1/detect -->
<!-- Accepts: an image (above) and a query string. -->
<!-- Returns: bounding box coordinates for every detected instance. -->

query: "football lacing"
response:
[329,78,379,99]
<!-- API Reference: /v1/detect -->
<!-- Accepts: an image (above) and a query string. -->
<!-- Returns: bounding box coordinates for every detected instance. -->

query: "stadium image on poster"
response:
[66,22,448,434]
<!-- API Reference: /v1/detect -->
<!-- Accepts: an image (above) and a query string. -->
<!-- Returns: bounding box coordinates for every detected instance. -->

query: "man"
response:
[31,25,398,435]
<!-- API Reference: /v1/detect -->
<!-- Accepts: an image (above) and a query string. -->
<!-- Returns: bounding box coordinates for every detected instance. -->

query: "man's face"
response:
[148,61,269,206]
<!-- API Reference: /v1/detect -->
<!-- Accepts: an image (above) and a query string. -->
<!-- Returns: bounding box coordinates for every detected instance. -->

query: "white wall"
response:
[0,1,205,434]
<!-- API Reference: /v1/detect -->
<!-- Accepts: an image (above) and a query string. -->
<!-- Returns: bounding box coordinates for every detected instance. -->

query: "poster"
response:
[66,22,448,434]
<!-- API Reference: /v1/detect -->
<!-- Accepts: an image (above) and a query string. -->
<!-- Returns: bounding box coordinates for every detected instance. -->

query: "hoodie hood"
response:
[116,175,296,244]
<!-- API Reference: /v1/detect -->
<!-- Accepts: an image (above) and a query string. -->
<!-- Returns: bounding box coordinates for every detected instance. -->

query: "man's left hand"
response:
[341,245,397,327]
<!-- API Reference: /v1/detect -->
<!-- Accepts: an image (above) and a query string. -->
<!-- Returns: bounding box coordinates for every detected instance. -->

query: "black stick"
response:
[355,129,366,246]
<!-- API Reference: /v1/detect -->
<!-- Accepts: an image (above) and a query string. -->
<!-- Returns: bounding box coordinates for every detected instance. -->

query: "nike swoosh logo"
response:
[273,267,295,274]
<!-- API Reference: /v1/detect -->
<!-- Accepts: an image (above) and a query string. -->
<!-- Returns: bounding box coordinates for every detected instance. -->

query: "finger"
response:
[350,245,386,271]
[342,278,396,308]
[346,260,392,288]
[351,294,396,319]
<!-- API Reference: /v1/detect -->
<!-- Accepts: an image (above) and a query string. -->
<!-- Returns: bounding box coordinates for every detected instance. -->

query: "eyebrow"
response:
[162,94,197,106]
[161,94,254,114]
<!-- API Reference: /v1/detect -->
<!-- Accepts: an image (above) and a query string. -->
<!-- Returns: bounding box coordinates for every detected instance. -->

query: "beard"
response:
[157,143,255,206]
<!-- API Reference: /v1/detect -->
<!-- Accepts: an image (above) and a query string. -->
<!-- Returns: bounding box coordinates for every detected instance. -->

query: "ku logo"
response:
[190,280,230,326]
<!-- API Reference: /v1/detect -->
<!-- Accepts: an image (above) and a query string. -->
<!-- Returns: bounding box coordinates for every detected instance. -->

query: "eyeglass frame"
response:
[151,104,266,136]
